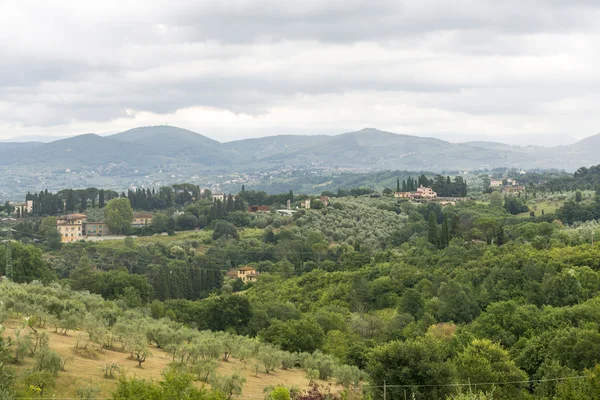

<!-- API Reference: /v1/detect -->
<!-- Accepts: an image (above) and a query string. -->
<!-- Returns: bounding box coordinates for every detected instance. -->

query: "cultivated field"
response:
[2,322,340,399]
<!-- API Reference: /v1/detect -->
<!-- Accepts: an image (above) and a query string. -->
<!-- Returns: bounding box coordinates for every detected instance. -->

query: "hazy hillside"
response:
[1,125,595,171]
[0,134,142,166]
[1,125,599,198]
[111,126,227,163]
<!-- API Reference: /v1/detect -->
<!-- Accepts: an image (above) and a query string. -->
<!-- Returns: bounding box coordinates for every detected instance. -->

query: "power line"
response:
[361,375,588,390]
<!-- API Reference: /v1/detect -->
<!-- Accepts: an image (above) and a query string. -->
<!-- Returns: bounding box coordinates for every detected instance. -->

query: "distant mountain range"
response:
[0,125,597,170]
[0,125,596,198]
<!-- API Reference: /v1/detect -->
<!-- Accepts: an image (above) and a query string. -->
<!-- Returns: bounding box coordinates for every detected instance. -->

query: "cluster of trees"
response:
[324,188,375,198]
[543,165,600,193]
[24,188,120,216]
[398,175,432,192]
[238,188,295,207]
[398,175,468,197]
[248,238,600,398]
[0,201,14,216]
[0,280,362,399]
[9,172,600,399]
[515,164,600,196]
[14,183,215,217]
[294,197,405,251]
[555,188,600,225]
[431,175,468,197]
[503,196,529,215]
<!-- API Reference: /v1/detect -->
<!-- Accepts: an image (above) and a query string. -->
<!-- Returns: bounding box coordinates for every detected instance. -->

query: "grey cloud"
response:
[162,0,600,43]
[1,0,600,143]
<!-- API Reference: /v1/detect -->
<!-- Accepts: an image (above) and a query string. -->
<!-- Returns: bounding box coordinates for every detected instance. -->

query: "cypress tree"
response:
[396,178,400,192]
[216,199,225,218]
[234,196,246,211]
[496,226,506,246]
[441,213,450,248]
[99,190,105,208]
[428,212,439,247]
[226,194,235,212]
[66,190,75,212]
[211,202,218,220]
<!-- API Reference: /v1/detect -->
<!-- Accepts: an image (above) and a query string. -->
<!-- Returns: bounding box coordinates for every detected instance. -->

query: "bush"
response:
[211,371,246,399]
[267,386,292,400]
[212,220,239,240]
[176,214,199,231]
[34,349,62,376]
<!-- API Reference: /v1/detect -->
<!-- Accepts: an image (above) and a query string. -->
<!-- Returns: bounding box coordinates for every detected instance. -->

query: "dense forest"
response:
[3,168,600,399]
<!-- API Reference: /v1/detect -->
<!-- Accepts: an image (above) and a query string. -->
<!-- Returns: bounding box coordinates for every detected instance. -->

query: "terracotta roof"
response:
[238,266,256,271]
[227,268,238,277]
[133,212,153,218]
[57,214,87,221]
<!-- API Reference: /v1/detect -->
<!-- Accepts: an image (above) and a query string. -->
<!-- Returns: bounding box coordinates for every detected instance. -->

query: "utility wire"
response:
[360,375,588,389]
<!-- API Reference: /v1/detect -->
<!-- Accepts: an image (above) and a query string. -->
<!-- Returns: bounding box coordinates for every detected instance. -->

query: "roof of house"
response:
[248,205,271,212]
[238,266,257,271]
[226,268,238,277]
[133,212,153,218]
[57,214,87,221]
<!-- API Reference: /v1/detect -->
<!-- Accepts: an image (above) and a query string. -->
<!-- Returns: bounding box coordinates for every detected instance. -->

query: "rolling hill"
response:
[1,125,595,171]
[111,126,227,163]
[1,125,599,198]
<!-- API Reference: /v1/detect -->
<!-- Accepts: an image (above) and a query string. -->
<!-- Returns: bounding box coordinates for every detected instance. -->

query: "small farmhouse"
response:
[132,212,153,228]
[395,185,438,200]
[502,186,525,195]
[236,266,259,283]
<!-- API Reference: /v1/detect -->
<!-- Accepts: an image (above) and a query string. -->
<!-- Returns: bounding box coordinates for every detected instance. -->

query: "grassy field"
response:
[91,230,212,250]
[518,201,562,218]
[86,228,264,250]
[3,322,339,399]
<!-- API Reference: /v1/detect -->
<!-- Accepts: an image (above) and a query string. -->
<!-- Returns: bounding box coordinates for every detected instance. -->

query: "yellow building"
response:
[132,212,153,228]
[394,191,413,199]
[236,266,259,283]
[84,222,110,237]
[415,185,437,199]
[56,214,87,243]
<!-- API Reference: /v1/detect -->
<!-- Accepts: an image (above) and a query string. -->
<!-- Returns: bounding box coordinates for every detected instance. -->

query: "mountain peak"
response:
[111,125,221,146]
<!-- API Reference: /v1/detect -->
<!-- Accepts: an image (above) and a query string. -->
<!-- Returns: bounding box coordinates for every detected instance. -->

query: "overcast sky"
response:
[1,0,600,145]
